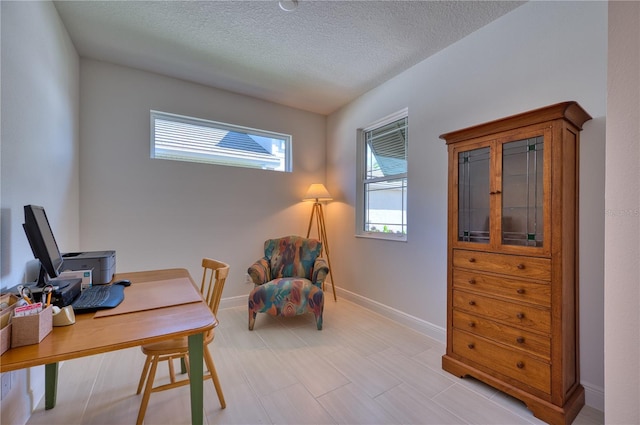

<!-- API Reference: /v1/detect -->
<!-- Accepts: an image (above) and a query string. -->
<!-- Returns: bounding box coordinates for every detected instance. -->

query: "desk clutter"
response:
[1,289,59,350]
[0,279,110,353]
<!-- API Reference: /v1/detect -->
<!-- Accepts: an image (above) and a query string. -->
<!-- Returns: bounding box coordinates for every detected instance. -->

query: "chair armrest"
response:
[248,258,271,285]
[312,257,329,286]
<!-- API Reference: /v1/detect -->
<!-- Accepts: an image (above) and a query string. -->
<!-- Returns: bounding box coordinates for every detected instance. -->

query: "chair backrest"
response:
[264,235,322,280]
[200,258,230,317]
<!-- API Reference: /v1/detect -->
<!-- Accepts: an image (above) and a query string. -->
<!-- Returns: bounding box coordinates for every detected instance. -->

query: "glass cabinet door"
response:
[457,146,491,244]
[500,136,544,247]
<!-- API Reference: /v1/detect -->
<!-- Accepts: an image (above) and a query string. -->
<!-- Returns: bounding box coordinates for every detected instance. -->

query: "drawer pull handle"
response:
[468,258,476,263]
[469,300,476,306]
[517,312,525,319]
[468,343,475,349]
[516,337,525,344]
[517,288,525,294]
[468,322,475,328]
[468,279,476,285]
[516,361,525,369]
[517,264,525,270]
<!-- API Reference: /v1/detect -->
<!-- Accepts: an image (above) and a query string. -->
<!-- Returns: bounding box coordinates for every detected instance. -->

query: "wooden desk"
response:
[0,268,216,425]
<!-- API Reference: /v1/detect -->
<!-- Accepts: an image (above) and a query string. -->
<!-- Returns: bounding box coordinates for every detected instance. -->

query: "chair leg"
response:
[203,345,226,409]
[136,355,159,425]
[183,355,191,379]
[136,355,152,395]
[168,356,176,384]
[248,311,256,330]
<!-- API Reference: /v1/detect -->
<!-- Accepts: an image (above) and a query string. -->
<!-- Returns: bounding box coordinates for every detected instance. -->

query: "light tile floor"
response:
[26,299,603,424]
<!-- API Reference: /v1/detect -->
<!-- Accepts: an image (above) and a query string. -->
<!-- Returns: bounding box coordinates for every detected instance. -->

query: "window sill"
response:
[355,233,407,242]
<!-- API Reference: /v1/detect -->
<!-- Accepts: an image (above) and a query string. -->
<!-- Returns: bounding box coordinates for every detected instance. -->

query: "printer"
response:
[62,251,116,285]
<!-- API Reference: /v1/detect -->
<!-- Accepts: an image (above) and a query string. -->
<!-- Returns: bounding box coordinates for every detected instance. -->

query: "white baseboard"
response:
[331,284,447,344]
[220,294,247,310]
[582,380,605,412]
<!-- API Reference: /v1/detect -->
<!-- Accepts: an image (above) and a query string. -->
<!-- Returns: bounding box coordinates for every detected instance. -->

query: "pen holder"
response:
[11,305,53,348]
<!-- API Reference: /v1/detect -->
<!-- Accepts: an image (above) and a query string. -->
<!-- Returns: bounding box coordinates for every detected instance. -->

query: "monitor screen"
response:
[23,205,64,286]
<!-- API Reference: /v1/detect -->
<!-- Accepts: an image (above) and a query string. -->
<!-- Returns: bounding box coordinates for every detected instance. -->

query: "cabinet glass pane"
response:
[458,147,490,243]
[502,136,544,246]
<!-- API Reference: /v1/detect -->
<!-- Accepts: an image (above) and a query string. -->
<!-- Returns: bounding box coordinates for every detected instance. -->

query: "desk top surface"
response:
[0,268,216,372]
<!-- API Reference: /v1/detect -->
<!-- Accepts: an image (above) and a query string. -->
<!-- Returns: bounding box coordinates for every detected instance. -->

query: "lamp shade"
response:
[303,183,333,202]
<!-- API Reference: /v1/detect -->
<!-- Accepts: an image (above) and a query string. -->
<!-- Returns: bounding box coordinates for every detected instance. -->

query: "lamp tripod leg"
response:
[316,204,337,302]
[306,202,337,301]
[306,204,316,239]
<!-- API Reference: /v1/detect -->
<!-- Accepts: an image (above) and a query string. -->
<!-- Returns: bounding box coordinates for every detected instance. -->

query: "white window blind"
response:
[150,111,291,172]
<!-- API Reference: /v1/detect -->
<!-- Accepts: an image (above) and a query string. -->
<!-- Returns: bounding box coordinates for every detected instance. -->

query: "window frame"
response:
[150,110,292,172]
[356,108,408,241]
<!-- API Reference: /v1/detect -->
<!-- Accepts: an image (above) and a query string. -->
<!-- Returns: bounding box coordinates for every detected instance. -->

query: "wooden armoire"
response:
[440,102,591,425]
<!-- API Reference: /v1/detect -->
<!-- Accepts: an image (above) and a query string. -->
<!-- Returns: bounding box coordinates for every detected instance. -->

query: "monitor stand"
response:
[35,266,72,289]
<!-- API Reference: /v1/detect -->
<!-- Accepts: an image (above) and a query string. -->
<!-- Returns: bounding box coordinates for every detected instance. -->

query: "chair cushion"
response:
[264,236,322,280]
[248,277,323,318]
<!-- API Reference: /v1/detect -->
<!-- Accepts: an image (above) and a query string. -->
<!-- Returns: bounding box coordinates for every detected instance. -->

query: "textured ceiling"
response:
[54,1,524,115]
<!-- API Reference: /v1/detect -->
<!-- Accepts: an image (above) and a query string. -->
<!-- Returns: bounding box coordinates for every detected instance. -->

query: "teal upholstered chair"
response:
[248,235,327,330]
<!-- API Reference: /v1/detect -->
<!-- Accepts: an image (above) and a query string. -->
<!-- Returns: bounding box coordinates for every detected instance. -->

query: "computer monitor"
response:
[23,204,65,287]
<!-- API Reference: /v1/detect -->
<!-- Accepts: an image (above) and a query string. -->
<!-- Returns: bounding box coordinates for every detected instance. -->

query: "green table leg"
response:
[45,363,58,410]
[188,333,204,425]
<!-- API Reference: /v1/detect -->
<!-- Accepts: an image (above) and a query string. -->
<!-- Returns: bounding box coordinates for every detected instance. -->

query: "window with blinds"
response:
[150,110,291,172]
[357,110,408,240]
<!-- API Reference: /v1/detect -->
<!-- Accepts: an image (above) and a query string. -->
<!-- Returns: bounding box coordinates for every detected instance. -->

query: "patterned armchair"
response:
[247,235,327,330]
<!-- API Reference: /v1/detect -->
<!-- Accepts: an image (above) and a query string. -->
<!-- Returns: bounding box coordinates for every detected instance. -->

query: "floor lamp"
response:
[303,183,337,301]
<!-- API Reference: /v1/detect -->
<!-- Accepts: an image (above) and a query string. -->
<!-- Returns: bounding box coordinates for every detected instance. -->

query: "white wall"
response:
[0,1,80,424]
[326,1,606,409]
[605,2,640,423]
[79,60,326,299]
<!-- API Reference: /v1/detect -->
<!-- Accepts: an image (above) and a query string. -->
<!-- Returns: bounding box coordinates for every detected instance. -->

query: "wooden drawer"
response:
[453,310,551,359]
[453,249,551,281]
[452,269,551,307]
[453,290,550,333]
[452,329,551,394]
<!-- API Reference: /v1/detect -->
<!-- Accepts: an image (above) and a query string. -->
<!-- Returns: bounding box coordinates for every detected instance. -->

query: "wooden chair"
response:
[135,258,229,425]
